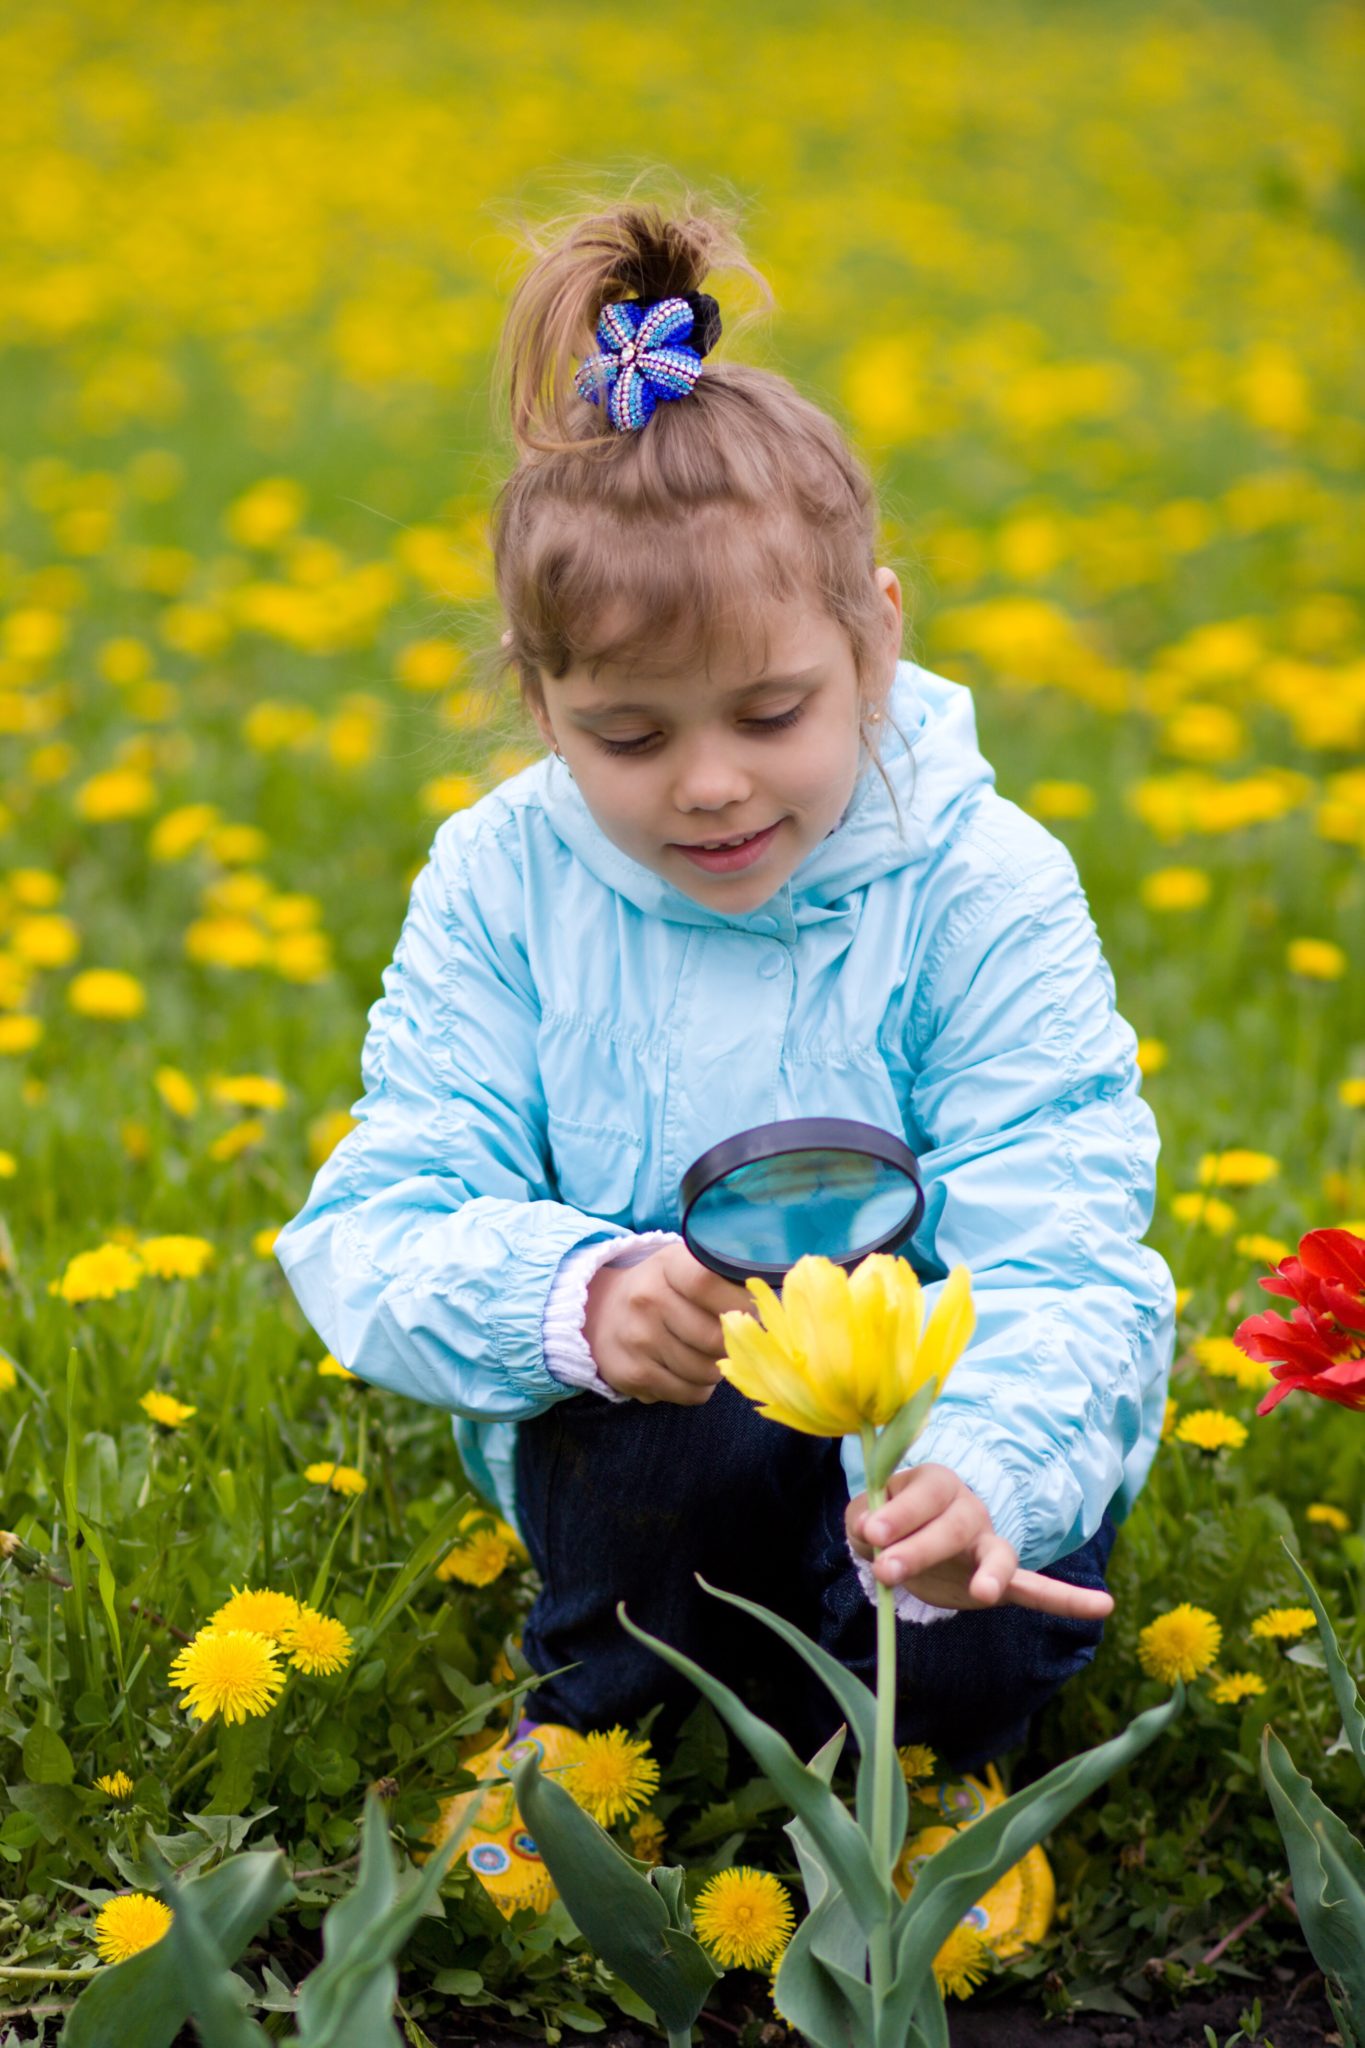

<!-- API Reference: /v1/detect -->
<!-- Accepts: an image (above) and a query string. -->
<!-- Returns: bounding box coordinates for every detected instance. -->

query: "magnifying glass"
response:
[679,1117,926,1286]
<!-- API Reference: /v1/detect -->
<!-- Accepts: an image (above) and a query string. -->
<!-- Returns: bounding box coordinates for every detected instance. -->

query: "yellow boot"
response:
[426,1721,589,1918]
[892,1760,1054,1961]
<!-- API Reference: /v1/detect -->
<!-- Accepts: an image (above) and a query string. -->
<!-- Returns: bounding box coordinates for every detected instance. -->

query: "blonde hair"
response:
[487,189,900,755]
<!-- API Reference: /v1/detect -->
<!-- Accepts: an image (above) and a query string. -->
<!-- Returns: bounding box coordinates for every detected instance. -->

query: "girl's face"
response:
[527,569,903,914]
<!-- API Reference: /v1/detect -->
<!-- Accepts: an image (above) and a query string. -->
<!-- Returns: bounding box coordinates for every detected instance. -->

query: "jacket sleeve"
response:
[886,830,1175,1571]
[273,814,634,1420]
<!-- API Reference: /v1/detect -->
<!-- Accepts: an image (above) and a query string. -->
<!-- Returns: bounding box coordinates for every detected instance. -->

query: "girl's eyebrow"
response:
[575,668,823,718]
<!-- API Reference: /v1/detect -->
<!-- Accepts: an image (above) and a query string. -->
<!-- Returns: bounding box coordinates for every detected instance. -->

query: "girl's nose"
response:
[671,736,753,813]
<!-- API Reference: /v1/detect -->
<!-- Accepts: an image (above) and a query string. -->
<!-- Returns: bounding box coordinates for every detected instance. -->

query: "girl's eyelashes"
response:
[595,705,805,759]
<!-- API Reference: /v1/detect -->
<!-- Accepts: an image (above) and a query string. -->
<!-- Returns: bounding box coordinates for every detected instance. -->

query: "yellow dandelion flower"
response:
[317,1353,358,1380]
[1287,938,1346,982]
[897,1744,938,1784]
[1210,1672,1267,1706]
[13,913,80,969]
[1235,1233,1291,1266]
[0,1153,17,1180]
[1250,1607,1316,1643]
[1138,1605,1222,1684]
[1306,1503,1351,1534]
[0,1015,43,1056]
[138,1235,214,1280]
[57,1243,144,1304]
[75,769,157,823]
[1174,1410,1248,1453]
[1136,1037,1168,1077]
[209,1587,301,1643]
[1025,780,1094,822]
[0,1353,17,1393]
[436,1509,524,1586]
[168,1628,286,1724]
[307,1109,358,1168]
[1140,866,1211,913]
[1191,1336,1270,1391]
[1340,1079,1365,1109]
[139,1390,197,1429]
[67,969,146,1020]
[1175,1287,1193,1316]
[693,1867,794,1969]
[10,869,62,909]
[931,1921,993,1999]
[286,1605,353,1676]
[1171,1192,1237,1235]
[1197,1150,1279,1189]
[252,1224,282,1256]
[208,1117,267,1162]
[209,1073,288,1112]
[154,1065,200,1117]
[303,1461,367,1497]
[628,1812,667,1865]
[1161,1397,1178,1441]
[565,1727,661,1827]
[93,1892,173,1964]
[94,1770,135,1798]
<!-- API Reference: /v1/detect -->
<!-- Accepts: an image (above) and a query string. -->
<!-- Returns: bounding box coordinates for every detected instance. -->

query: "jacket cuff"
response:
[849,1546,958,1625]
[542,1231,683,1400]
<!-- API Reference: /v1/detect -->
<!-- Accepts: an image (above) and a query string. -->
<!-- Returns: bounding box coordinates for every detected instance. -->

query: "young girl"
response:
[275,198,1174,1777]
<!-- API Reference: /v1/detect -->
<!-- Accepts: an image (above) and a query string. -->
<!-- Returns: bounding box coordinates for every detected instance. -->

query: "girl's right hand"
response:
[583,1242,754,1404]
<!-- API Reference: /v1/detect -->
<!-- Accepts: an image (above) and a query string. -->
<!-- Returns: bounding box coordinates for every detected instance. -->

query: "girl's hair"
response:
[488,189,898,754]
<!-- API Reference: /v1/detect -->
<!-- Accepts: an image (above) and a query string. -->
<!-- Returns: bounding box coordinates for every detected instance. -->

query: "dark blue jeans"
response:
[514,1380,1117,1774]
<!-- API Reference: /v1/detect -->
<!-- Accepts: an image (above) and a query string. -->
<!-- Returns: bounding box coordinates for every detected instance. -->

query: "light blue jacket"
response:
[275,659,1174,1569]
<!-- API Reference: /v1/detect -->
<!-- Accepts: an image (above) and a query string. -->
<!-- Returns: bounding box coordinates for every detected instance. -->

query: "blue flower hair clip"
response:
[574,292,721,433]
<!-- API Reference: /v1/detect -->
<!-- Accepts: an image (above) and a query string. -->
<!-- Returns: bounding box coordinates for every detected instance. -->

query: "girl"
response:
[275,197,1174,1775]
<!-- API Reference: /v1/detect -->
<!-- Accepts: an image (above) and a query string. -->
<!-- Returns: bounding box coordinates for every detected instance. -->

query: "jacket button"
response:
[758,951,786,980]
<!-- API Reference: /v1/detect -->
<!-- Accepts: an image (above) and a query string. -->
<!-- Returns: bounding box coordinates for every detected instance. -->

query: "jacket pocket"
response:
[546,1110,643,1225]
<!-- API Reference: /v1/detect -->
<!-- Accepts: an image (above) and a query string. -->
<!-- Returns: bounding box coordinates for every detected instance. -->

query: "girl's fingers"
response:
[966,1535,1019,1605]
[862,1466,957,1545]
[877,1498,982,1582]
[1001,1568,1115,1620]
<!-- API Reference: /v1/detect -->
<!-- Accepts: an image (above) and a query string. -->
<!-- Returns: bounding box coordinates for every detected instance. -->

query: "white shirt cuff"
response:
[850,1546,958,1625]
[542,1231,684,1400]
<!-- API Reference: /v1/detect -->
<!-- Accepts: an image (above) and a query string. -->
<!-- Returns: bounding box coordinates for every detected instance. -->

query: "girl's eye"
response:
[596,705,804,759]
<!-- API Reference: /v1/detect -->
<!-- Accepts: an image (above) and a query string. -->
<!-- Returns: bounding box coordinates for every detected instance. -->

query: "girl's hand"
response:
[845,1464,1115,1621]
[584,1243,754,1404]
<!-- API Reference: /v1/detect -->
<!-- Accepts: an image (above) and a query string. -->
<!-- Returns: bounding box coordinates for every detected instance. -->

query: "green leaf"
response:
[207,1716,273,1816]
[773,1802,872,2048]
[693,1573,905,1854]
[153,1849,272,2048]
[60,1849,294,2048]
[1282,1541,1365,1780]
[23,1722,75,1786]
[292,1790,472,2048]
[1261,1725,1365,2028]
[509,1750,720,2035]
[866,1381,939,1494]
[883,1685,1183,2031]
[616,1598,890,1936]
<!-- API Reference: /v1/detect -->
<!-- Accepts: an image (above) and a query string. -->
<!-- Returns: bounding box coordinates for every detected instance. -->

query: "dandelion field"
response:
[1,0,1363,2037]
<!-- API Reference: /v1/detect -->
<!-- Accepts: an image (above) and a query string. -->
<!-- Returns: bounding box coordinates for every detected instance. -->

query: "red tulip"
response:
[1235,1228,1365,1416]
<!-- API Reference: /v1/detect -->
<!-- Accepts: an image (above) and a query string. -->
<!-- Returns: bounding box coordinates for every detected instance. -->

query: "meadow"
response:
[0,0,1363,2038]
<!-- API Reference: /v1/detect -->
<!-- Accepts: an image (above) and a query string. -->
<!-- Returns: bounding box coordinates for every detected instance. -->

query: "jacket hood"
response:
[533,659,997,940]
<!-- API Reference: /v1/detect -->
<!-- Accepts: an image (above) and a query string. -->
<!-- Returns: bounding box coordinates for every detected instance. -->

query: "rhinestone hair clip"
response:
[574,291,722,433]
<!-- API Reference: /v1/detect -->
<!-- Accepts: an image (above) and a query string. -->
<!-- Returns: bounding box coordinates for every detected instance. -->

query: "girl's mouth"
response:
[671,821,782,873]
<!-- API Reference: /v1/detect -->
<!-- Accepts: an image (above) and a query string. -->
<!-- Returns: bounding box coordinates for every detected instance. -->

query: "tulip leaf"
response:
[617,1600,889,1935]
[774,1798,873,2048]
[510,1751,720,2034]
[152,1849,272,2048]
[1261,1724,1365,2028]
[1282,1540,1365,1780]
[60,1850,295,2048]
[866,1381,940,1495]
[882,1685,1182,2029]
[694,1573,905,1853]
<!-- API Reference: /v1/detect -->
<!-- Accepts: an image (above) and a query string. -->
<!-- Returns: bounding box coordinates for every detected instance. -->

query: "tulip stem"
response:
[862,1426,898,2023]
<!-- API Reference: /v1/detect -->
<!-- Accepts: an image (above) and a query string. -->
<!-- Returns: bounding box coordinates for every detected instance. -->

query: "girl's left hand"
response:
[845,1464,1115,1621]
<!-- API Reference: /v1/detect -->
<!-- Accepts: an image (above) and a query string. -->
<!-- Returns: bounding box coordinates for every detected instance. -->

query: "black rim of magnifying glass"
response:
[679,1116,926,1285]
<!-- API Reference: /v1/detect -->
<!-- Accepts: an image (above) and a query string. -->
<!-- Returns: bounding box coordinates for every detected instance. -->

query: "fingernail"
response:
[881,1559,903,1584]
[977,1575,999,1600]
[865,1518,888,1543]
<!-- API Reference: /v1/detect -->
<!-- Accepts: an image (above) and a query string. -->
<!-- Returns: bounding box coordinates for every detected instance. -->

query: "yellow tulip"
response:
[718,1255,975,1438]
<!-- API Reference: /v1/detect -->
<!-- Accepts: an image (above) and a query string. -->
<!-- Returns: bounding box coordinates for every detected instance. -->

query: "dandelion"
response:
[209,1587,301,1643]
[209,1073,288,1112]
[1140,866,1211,913]
[897,1744,938,1783]
[1340,1079,1365,1109]
[252,1225,282,1256]
[1191,1338,1268,1393]
[1236,1234,1291,1266]
[693,1867,794,1969]
[1198,1150,1278,1189]
[308,1108,358,1168]
[1306,1502,1351,1533]
[1250,1607,1316,1644]
[154,1066,200,1117]
[1135,1038,1168,1077]
[0,1153,16,1180]
[303,1460,367,1496]
[437,1510,524,1586]
[1161,1397,1177,1440]
[1287,938,1346,981]
[56,1243,144,1303]
[139,1390,197,1429]
[931,1921,993,1998]
[1174,1410,1248,1453]
[208,1117,267,1162]
[67,968,147,1019]
[317,1353,358,1379]
[1138,1604,1222,1683]
[94,1770,135,1798]
[169,1628,286,1723]
[286,1605,353,1676]
[1210,1673,1267,1706]
[0,1015,43,1055]
[565,1727,661,1827]
[138,1235,214,1280]
[93,1892,173,1963]
[1171,1192,1237,1235]
[628,1812,667,1865]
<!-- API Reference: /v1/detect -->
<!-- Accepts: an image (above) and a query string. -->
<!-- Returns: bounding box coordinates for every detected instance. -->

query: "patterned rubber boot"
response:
[425,1718,589,1918]
[892,1761,1055,1961]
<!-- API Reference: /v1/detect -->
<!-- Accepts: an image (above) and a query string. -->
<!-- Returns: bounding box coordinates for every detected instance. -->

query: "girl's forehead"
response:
[562,597,843,698]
